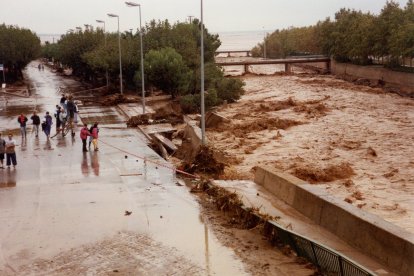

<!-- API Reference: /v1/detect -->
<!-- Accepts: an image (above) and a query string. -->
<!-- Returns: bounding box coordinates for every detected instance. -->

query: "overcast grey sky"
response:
[0,0,409,34]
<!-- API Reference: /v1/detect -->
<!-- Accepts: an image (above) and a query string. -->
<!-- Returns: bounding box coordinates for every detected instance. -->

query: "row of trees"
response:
[42,19,244,112]
[252,0,414,67]
[0,24,41,82]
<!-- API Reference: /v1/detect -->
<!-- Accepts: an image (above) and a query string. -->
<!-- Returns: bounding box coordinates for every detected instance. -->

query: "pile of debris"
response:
[126,114,150,127]
[183,146,226,178]
[102,94,132,106]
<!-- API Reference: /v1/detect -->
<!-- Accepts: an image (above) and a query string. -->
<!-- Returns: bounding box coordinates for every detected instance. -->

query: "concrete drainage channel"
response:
[197,180,376,276]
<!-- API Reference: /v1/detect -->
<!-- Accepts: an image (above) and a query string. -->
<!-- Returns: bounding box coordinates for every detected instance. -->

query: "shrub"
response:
[216,78,245,103]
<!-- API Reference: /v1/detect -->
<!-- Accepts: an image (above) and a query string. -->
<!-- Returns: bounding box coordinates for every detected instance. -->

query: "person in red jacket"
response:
[17,114,28,139]
[80,123,91,152]
[90,122,99,151]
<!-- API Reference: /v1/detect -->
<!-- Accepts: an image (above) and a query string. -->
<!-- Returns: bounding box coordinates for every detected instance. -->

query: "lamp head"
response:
[125,1,140,7]
[107,13,119,18]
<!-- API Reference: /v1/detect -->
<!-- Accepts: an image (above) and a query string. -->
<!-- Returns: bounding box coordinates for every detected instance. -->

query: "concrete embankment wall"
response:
[254,166,414,276]
[331,59,414,94]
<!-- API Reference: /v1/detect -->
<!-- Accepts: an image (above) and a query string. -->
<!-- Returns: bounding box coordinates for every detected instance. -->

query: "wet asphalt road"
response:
[0,62,247,275]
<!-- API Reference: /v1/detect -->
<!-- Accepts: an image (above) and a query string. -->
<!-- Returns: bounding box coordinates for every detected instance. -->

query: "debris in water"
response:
[367,146,377,157]
[124,211,132,216]
[183,146,226,178]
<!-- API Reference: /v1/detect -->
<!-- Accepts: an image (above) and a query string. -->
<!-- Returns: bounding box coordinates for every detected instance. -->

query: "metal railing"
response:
[263,220,376,276]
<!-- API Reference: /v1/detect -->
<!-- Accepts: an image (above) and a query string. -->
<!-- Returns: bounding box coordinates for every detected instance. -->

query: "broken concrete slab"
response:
[118,103,155,118]
[205,111,230,128]
[152,133,177,152]
[140,123,176,135]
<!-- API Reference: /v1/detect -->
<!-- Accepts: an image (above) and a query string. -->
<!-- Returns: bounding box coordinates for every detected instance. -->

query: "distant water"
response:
[39,30,265,51]
[217,30,265,51]
[38,34,62,44]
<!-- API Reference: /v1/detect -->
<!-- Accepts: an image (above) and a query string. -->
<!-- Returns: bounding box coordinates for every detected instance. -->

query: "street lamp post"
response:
[200,0,206,145]
[76,26,82,33]
[108,13,123,95]
[125,1,146,114]
[96,19,109,91]
[263,27,267,59]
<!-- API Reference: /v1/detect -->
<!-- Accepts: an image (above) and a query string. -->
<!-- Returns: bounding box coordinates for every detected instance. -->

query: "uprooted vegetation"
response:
[182,146,226,178]
[101,94,136,106]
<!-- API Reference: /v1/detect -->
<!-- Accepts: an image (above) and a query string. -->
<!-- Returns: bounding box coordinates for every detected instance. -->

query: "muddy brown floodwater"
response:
[208,73,414,234]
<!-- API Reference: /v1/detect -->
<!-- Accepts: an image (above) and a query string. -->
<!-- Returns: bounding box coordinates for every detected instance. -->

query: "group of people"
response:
[1,93,101,170]
[80,122,100,152]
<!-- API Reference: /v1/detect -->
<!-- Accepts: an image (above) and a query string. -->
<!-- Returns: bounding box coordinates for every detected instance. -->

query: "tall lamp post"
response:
[200,0,206,145]
[108,13,123,95]
[96,19,109,91]
[125,1,146,114]
[263,27,267,59]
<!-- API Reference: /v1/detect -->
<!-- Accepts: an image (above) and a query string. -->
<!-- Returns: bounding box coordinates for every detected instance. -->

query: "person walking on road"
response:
[59,108,67,133]
[5,133,17,168]
[17,113,28,139]
[60,94,67,112]
[91,122,99,151]
[0,133,5,169]
[43,112,53,139]
[66,95,75,121]
[80,124,91,152]
[74,101,79,124]
[54,105,62,131]
[31,111,41,138]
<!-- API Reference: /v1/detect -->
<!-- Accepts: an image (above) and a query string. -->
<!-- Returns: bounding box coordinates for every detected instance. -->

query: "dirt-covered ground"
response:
[207,72,414,233]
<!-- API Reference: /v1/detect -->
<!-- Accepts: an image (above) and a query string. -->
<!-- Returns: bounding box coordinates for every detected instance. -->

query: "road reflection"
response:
[81,152,100,177]
[0,168,17,188]
[81,153,90,176]
[90,152,100,176]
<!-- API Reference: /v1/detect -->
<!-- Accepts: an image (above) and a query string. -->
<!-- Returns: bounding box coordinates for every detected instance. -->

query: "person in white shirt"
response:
[5,133,17,168]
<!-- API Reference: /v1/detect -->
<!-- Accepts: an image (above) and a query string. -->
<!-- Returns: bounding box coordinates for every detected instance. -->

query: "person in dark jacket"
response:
[0,133,5,169]
[31,111,41,138]
[17,114,28,139]
[66,95,75,120]
[54,105,62,131]
[43,112,53,139]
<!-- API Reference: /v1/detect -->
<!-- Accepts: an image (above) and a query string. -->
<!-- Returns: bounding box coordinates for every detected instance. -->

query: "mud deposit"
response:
[207,74,414,233]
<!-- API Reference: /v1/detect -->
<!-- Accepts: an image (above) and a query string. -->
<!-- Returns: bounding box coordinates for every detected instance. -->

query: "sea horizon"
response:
[38,30,265,51]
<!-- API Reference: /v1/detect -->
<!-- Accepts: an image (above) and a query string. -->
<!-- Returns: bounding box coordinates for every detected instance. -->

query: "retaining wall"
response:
[331,60,414,94]
[254,166,414,276]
